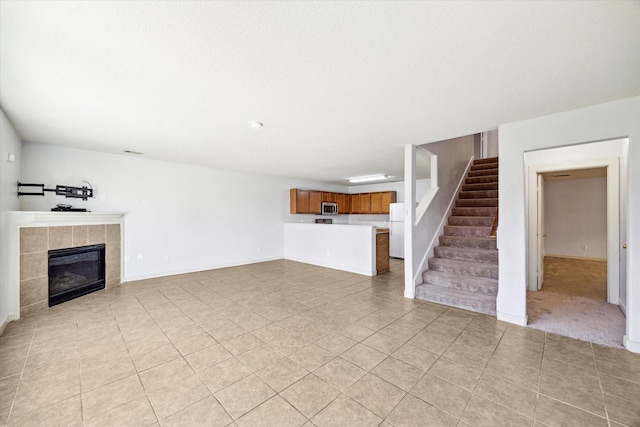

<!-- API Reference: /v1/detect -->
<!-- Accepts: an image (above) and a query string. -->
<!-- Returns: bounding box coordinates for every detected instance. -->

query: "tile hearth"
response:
[0,259,639,426]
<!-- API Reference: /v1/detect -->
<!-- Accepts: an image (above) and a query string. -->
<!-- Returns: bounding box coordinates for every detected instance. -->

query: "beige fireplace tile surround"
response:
[19,224,121,316]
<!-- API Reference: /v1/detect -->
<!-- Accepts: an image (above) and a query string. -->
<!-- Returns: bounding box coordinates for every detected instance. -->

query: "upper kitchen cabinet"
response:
[290,189,310,213]
[290,189,396,215]
[289,189,323,214]
[380,191,397,214]
[359,193,371,214]
[309,191,322,214]
[322,192,337,203]
[370,192,382,214]
[336,193,349,214]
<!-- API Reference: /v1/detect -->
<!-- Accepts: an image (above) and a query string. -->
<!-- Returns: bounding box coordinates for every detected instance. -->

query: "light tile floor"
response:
[1,258,639,426]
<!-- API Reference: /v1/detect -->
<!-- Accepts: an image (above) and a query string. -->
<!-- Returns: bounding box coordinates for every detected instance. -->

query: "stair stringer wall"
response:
[417,156,475,283]
[407,136,475,294]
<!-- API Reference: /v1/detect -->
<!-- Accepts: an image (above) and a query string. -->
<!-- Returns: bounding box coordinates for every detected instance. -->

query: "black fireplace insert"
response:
[48,244,106,306]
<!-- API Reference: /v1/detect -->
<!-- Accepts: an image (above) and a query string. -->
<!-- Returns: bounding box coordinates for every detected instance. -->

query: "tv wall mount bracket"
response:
[17,181,94,201]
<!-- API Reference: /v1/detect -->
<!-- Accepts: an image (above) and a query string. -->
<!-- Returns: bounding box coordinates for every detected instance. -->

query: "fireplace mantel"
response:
[3,211,126,322]
[9,211,125,225]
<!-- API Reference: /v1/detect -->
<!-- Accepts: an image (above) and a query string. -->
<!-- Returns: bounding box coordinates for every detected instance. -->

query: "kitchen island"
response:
[284,223,389,276]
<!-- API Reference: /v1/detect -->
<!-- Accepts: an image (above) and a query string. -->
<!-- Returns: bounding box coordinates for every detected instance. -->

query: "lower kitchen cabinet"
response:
[376,230,390,274]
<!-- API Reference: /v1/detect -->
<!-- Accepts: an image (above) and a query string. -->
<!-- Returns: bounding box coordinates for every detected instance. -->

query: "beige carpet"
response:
[527,256,626,349]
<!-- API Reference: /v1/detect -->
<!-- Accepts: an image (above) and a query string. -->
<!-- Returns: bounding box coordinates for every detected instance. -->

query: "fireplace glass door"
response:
[48,244,106,306]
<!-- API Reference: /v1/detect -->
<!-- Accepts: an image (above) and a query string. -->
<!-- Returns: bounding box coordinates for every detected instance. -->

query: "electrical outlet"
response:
[100,195,106,202]
[124,255,130,262]
[581,245,587,251]
[137,253,143,260]
[163,255,169,262]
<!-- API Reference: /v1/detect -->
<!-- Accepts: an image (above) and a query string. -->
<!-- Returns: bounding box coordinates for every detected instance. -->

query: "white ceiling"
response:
[1,2,638,185]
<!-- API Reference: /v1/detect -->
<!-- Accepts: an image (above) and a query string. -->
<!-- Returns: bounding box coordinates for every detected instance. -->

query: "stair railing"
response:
[490,211,499,239]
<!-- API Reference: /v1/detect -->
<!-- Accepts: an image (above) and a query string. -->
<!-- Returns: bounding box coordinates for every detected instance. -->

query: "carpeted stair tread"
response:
[422,270,498,295]
[415,284,496,316]
[456,198,498,207]
[451,207,498,217]
[462,182,498,191]
[443,225,491,237]
[465,175,498,184]
[473,157,498,164]
[428,257,498,279]
[458,190,498,199]
[434,246,498,263]
[415,156,499,316]
[448,216,494,226]
[439,235,497,250]
[468,168,498,177]
[470,162,499,171]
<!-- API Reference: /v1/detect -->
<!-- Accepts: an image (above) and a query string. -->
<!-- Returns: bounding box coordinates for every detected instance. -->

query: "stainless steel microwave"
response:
[321,202,338,215]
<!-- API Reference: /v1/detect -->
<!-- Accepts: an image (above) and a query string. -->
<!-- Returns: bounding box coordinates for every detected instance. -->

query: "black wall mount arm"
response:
[17,181,94,201]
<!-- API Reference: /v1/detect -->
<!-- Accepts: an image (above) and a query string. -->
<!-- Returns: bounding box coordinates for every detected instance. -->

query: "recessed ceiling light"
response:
[249,121,263,128]
[348,174,388,183]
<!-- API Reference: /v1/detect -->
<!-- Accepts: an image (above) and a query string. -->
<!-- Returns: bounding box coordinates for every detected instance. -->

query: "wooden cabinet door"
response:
[359,193,371,214]
[376,232,390,274]
[370,192,382,214]
[309,191,322,214]
[290,189,310,213]
[380,191,397,214]
[336,193,349,214]
[322,192,337,203]
[350,194,360,214]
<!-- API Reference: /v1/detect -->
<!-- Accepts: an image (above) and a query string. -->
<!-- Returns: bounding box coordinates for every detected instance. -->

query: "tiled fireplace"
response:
[19,222,122,316]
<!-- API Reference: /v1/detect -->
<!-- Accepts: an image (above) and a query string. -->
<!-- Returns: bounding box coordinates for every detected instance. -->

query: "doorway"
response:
[527,158,619,303]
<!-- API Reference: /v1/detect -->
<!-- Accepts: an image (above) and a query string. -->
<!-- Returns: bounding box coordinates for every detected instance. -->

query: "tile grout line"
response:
[591,342,612,427]
[4,323,37,425]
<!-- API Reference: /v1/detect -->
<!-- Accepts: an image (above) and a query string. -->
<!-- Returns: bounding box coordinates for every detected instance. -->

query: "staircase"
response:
[415,157,498,316]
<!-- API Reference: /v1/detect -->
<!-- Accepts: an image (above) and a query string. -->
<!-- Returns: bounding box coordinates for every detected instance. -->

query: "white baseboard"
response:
[123,256,284,282]
[619,299,627,316]
[0,313,17,336]
[497,311,528,326]
[284,256,375,277]
[404,289,415,299]
[624,335,640,353]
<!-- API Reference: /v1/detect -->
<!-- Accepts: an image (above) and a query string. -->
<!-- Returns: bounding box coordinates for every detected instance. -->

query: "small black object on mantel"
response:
[17,181,94,201]
[51,204,89,212]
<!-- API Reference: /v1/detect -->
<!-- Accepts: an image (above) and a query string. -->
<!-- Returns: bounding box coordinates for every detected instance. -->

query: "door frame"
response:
[527,158,619,304]
[536,173,545,291]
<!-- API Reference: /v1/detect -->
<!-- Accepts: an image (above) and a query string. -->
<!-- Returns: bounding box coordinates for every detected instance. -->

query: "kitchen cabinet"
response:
[290,189,310,213]
[370,192,382,214]
[350,194,360,214]
[309,191,322,214]
[380,191,397,214]
[376,230,390,274]
[322,192,337,203]
[359,193,371,214]
[336,193,349,214]
[290,189,396,215]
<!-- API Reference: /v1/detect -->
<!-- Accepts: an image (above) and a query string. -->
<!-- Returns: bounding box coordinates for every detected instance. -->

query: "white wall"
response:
[0,109,22,328]
[544,177,607,259]
[498,96,639,352]
[348,179,431,204]
[410,135,475,288]
[20,142,347,281]
[284,223,376,276]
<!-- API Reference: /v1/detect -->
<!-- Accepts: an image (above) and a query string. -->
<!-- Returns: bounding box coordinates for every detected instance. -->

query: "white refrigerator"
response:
[389,203,404,259]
